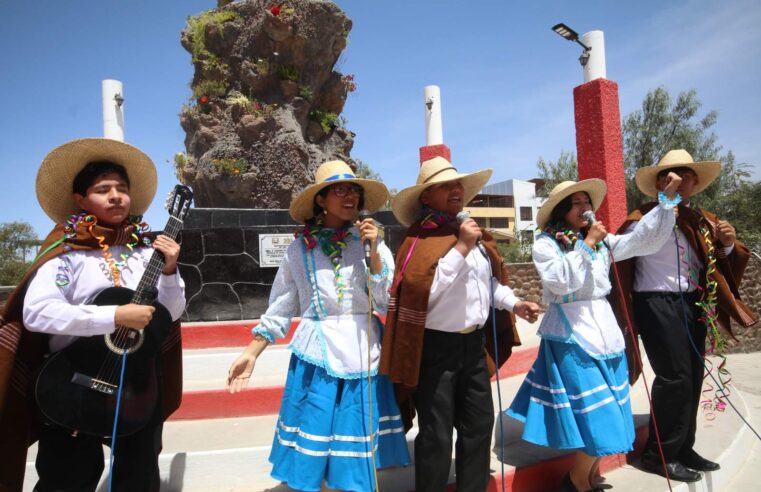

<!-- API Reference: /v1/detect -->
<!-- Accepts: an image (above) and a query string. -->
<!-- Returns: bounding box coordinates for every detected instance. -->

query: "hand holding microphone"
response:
[455,211,483,257]
[582,210,608,247]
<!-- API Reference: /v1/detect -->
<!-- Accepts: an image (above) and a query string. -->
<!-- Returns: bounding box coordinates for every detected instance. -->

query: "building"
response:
[465,179,540,243]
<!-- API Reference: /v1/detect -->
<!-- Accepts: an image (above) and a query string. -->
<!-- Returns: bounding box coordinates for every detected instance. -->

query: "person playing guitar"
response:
[0,138,187,492]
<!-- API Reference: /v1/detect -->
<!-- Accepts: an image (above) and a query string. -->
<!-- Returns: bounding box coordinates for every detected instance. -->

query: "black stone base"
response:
[176,208,404,322]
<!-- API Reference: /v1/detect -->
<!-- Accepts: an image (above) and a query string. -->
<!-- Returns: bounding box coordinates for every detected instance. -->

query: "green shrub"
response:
[276,64,299,82]
[211,158,247,176]
[308,109,338,134]
[192,79,227,99]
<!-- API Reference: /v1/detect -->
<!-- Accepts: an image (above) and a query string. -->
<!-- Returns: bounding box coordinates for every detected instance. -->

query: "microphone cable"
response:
[107,350,128,492]
[606,239,674,491]
[672,231,761,442]
[364,253,380,491]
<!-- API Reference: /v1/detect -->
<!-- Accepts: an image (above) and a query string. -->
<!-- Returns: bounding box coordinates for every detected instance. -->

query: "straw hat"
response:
[392,156,492,226]
[36,138,157,224]
[536,179,607,229]
[635,149,720,198]
[288,160,389,224]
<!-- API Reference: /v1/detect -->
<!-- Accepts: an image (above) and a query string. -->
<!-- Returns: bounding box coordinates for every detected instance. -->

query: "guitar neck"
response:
[132,216,184,305]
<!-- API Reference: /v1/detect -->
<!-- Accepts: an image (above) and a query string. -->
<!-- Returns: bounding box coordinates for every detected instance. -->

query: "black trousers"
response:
[414,329,494,492]
[33,410,164,492]
[633,291,707,462]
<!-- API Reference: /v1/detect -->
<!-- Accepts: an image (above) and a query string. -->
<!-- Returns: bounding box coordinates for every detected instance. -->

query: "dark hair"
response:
[72,161,130,196]
[308,183,365,223]
[657,166,696,179]
[548,191,591,229]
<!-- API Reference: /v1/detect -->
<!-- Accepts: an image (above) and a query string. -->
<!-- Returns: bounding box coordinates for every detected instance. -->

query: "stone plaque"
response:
[259,234,295,267]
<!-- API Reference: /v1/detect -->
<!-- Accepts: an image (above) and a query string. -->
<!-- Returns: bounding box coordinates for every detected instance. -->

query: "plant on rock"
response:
[309,109,338,134]
[211,157,248,176]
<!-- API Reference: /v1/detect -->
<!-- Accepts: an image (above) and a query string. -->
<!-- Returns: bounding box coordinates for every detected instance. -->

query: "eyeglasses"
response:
[329,184,363,197]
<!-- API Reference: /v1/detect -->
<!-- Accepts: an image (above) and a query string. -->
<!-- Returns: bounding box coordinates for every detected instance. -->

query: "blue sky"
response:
[1,0,759,238]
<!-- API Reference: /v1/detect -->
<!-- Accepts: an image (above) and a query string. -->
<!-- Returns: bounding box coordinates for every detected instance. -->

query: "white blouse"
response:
[253,226,394,379]
[533,201,677,358]
[23,246,186,352]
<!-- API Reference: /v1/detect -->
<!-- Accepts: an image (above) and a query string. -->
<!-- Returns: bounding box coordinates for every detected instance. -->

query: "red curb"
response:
[171,346,539,421]
[170,386,284,420]
[480,424,648,492]
[181,321,297,349]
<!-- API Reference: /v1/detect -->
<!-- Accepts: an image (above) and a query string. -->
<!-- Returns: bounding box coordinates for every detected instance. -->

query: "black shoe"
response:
[640,455,702,482]
[561,472,603,492]
[679,449,721,472]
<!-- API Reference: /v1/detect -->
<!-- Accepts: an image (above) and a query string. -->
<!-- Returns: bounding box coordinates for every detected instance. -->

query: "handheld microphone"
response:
[456,211,489,259]
[582,210,596,224]
[358,210,373,267]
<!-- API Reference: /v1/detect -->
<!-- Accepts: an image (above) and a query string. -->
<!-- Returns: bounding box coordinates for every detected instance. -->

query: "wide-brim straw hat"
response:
[536,178,607,229]
[36,138,157,224]
[635,149,721,198]
[288,160,389,224]
[392,156,492,226]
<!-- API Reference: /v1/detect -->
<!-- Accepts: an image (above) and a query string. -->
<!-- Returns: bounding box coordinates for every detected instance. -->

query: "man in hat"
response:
[380,156,540,492]
[0,138,186,491]
[612,149,757,482]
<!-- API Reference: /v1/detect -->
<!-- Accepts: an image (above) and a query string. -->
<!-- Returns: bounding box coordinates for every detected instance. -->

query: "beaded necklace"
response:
[543,221,600,252]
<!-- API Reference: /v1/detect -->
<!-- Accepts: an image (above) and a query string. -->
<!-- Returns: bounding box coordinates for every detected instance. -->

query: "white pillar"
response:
[423,85,443,145]
[581,31,606,82]
[102,79,125,141]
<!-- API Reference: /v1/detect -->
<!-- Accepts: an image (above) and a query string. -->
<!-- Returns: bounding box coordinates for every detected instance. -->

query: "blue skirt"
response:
[507,339,635,457]
[268,355,411,491]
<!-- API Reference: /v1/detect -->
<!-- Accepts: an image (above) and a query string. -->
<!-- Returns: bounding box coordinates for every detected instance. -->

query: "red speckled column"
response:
[419,144,451,165]
[573,78,628,232]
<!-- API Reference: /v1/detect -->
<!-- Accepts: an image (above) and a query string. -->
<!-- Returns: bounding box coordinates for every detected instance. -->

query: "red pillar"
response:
[419,144,451,165]
[573,78,627,232]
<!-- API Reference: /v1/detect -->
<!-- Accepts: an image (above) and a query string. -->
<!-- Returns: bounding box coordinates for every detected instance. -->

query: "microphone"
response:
[582,210,596,224]
[456,211,489,259]
[358,210,373,267]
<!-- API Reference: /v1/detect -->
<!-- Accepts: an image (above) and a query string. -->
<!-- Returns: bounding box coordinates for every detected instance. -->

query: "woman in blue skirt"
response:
[507,175,682,492]
[226,160,410,491]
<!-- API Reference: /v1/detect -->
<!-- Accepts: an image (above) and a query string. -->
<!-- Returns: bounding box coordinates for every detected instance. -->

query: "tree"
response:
[623,87,728,206]
[536,150,578,196]
[0,222,39,285]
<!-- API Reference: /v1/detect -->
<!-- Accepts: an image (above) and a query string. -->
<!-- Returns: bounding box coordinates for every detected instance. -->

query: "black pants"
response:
[414,329,494,492]
[634,291,707,462]
[33,411,163,492]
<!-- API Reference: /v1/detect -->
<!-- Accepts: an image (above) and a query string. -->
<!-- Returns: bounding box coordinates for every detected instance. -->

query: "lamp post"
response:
[552,23,627,231]
[102,79,125,142]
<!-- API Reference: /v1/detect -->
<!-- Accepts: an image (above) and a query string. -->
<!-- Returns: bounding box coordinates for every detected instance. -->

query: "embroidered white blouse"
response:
[253,226,394,379]
[533,199,678,358]
[23,246,186,353]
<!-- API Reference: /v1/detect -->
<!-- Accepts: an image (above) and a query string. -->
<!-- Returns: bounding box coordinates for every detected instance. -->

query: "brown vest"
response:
[379,221,520,430]
[609,203,757,383]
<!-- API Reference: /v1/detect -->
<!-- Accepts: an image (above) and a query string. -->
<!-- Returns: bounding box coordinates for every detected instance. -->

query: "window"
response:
[473,217,487,228]
[519,207,533,221]
[490,217,509,228]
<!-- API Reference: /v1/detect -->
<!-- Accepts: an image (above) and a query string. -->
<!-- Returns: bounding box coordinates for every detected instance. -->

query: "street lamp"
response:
[551,23,592,66]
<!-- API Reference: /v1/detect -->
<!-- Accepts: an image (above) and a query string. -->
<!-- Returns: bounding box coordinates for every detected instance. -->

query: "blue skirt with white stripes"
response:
[506,339,635,457]
[268,354,410,491]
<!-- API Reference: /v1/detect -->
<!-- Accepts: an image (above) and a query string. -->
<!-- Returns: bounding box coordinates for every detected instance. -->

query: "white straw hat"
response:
[536,179,607,229]
[288,160,389,224]
[391,156,492,226]
[36,138,157,224]
[635,149,720,198]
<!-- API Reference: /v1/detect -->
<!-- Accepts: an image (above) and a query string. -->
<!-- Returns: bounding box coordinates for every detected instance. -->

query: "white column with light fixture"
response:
[423,85,443,146]
[580,31,606,82]
[102,79,125,142]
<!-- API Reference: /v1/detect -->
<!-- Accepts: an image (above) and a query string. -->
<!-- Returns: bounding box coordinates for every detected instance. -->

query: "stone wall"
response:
[728,258,761,353]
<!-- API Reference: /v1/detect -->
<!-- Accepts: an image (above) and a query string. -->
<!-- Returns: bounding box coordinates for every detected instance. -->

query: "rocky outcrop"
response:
[177,0,357,208]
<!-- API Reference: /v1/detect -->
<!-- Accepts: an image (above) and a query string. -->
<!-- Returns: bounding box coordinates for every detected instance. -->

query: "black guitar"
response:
[34,185,193,438]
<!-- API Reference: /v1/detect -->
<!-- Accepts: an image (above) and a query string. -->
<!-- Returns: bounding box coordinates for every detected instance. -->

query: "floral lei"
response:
[60,212,150,288]
[543,221,600,252]
[296,216,354,304]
